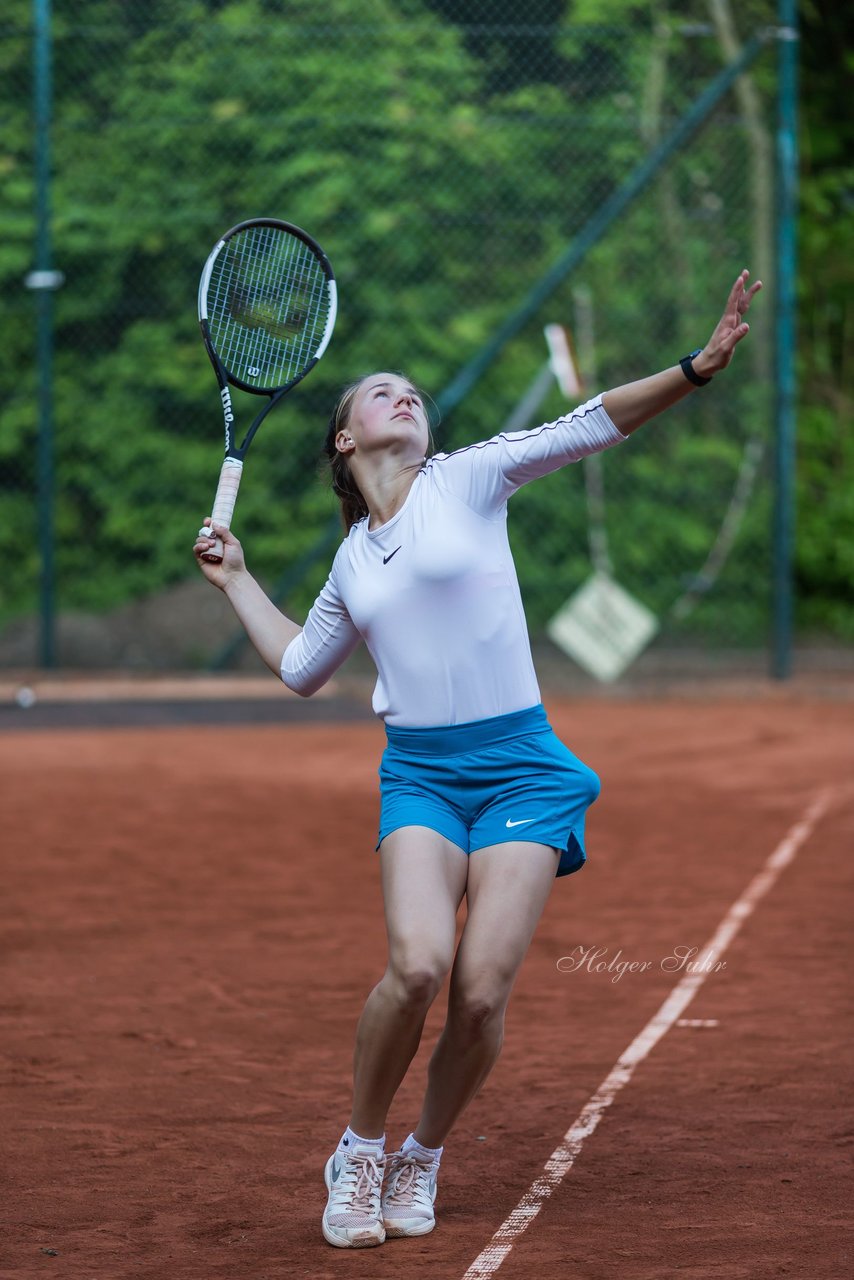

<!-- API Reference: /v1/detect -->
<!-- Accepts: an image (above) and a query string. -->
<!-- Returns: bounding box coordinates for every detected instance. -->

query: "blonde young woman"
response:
[194,270,761,1249]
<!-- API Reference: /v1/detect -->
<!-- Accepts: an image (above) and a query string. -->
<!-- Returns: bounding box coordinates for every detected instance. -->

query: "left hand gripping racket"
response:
[197,217,337,561]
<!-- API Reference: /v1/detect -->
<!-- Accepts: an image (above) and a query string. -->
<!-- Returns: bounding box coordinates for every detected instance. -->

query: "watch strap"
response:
[680,348,712,387]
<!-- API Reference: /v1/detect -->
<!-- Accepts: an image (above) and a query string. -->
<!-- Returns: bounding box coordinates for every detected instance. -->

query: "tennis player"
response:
[194,269,760,1248]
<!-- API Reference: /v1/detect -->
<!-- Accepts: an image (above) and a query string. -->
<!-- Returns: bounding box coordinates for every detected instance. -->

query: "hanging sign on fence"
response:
[546,571,659,683]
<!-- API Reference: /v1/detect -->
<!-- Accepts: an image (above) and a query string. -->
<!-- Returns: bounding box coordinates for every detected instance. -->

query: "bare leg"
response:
[349,826,468,1138]
[413,842,559,1149]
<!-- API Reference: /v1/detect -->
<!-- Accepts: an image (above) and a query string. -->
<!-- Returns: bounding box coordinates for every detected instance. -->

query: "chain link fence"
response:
[1,0,781,674]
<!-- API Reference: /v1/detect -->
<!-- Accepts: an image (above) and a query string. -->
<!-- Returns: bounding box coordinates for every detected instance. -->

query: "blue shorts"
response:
[377,704,600,877]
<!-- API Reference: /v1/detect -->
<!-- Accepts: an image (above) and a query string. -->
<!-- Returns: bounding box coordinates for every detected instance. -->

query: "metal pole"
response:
[771,2,798,678]
[27,0,63,668]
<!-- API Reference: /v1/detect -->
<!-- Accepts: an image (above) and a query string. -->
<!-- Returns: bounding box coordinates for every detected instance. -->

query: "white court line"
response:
[462,787,836,1280]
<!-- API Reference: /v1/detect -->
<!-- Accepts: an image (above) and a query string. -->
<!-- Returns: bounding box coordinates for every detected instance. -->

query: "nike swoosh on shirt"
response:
[505,818,536,828]
[383,547,402,564]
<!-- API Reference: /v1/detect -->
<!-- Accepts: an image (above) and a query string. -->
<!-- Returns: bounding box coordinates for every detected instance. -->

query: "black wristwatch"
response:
[680,348,712,386]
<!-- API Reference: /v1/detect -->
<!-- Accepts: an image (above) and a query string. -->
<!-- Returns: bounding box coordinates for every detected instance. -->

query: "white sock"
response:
[401,1132,443,1163]
[339,1125,385,1154]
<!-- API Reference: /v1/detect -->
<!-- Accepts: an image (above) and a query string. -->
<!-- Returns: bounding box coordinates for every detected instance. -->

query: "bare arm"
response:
[602,269,762,435]
[193,520,301,676]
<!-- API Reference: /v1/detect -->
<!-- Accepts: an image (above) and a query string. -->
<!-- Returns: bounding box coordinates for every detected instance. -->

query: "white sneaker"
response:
[322,1142,386,1248]
[381,1149,440,1237]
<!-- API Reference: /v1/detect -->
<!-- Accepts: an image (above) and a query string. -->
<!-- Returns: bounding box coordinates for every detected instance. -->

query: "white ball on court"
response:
[15,686,37,708]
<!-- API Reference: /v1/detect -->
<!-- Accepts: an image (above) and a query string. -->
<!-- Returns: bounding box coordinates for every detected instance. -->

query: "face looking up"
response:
[336,373,430,462]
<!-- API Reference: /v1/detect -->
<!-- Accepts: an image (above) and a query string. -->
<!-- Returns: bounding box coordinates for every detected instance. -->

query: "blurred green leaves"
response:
[1,0,847,653]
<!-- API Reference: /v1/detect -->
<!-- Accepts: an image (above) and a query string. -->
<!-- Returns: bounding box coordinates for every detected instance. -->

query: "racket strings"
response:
[207,225,331,390]
[215,229,314,379]
[245,228,325,379]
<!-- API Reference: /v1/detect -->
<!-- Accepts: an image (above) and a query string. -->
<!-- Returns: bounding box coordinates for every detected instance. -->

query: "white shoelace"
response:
[385,1154,434,1208]
[339,1153,383,1214]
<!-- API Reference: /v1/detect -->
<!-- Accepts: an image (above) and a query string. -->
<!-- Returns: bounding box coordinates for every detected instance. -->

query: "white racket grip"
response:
[200,457,244,562]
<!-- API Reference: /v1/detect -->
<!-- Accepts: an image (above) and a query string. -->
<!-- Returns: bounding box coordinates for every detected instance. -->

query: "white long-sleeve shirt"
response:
[281,393,626,726]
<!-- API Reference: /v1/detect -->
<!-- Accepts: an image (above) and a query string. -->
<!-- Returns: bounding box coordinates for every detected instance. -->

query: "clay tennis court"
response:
[2,679,852,1279]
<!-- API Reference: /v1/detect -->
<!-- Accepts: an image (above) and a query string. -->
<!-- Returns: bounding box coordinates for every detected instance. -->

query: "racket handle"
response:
[200,458,244,562]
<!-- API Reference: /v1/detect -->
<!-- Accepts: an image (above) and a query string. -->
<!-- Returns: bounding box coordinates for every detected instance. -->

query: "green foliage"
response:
[2,0,849,658]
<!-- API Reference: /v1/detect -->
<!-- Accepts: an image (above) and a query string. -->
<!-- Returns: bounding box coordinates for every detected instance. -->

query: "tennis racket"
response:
[197,217,337,562]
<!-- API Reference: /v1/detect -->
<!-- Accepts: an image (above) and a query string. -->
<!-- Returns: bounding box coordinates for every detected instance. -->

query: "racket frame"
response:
[197,217,337,560]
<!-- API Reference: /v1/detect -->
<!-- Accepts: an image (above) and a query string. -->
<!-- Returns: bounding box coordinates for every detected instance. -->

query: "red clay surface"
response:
[2,696,852,1279]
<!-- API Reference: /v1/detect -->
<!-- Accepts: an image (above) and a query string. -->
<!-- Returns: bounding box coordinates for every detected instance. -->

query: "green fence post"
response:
[27,0,62,668]
[772,1,799,679]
